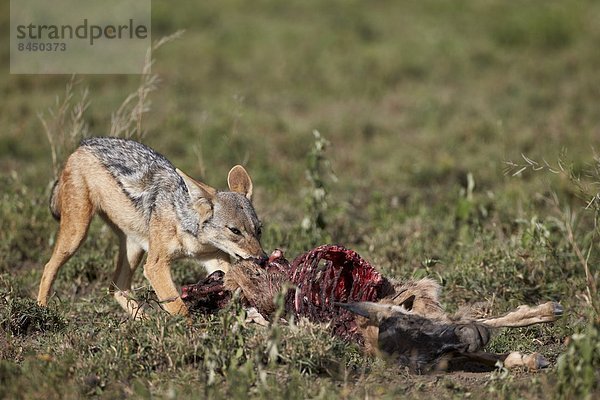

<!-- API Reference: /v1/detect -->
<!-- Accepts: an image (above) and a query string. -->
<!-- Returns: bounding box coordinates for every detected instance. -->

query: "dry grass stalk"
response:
[506,155,600,320]
[39,31,185,181]
[110,30,185,140]
[38,75,90,179]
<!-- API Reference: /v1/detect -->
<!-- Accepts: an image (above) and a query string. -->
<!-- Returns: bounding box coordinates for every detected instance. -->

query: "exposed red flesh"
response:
[181,270,232,314]
[289,244,387,310]
[285,245,391,342]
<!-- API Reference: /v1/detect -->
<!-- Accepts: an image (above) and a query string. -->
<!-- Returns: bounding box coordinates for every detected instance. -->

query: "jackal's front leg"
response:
[112,236,146,319]
[143,253,189,316]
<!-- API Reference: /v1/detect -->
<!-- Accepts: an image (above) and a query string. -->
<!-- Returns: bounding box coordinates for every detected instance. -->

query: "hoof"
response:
[524,353,550,370]
[504,352,550,370]
[551,302,564,317]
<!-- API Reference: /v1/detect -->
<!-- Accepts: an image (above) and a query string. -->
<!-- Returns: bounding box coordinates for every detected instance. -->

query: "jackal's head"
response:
[177,166,266,261]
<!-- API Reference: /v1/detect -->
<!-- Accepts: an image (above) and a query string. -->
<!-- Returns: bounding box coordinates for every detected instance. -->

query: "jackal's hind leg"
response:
[112,236,146,319]
[37,182,93,306]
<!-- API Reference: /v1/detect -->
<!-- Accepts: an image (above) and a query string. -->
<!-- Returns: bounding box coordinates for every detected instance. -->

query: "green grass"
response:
[1,0,599,398]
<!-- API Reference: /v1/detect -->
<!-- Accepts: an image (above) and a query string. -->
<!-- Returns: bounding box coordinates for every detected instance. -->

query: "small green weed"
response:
[556,319,600,400]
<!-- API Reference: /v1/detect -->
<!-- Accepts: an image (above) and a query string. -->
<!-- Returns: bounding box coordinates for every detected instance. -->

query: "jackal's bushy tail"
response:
[49,179,62,220]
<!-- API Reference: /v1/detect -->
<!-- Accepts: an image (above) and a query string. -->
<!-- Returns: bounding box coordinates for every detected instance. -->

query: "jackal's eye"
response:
[229,227,242,236]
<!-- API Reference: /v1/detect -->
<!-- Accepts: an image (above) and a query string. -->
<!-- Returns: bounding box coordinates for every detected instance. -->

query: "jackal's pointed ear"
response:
[227,165,253,201]
[176,168,217,200]
[177,169,216,223]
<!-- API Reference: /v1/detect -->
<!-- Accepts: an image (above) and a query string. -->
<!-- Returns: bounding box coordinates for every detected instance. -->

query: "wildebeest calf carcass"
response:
[181,245,563,373]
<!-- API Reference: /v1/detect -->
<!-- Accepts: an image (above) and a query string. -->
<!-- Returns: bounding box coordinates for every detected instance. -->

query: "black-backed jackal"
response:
[37,137,266,318]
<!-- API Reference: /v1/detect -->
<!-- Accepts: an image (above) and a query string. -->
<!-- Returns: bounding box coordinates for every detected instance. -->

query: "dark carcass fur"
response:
[339,301,491,372]
[379,316,491,373]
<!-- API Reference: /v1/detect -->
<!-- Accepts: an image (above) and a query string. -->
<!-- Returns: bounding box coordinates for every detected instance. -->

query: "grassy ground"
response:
[1,0,599,398]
